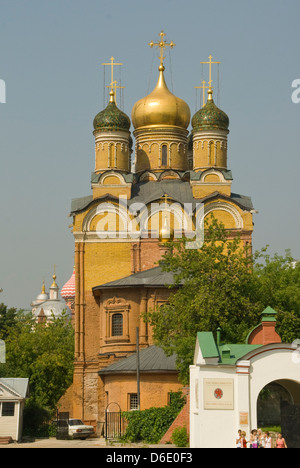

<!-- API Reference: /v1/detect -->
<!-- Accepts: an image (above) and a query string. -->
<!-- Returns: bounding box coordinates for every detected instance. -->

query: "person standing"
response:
[264,432,272,449]
[257,429,264,448]
[240,431,248,449]
[250,429,258,448]
[236,430,242,448]
[276,433,287,448]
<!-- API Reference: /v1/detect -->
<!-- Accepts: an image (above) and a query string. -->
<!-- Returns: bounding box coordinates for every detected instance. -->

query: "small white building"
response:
[190,308,300,448]
[0,378,29,442]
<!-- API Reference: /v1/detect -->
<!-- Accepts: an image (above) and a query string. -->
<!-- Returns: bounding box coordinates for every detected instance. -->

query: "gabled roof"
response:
[0,378,29,399]
[99,345,177,375]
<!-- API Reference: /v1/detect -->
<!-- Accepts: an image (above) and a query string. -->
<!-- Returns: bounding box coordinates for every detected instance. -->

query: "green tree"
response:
[1,311,74,410]
[148,217,262,384]
[149,217,300,384]
[253,251,300,342]
[0,303,18,341]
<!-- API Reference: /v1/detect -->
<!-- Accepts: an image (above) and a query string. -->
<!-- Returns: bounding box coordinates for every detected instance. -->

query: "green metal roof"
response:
[197,332,219,359]
[261,306,277,322]
[197,332,262,365]
[217,343,261,365]
[196,306,281,365]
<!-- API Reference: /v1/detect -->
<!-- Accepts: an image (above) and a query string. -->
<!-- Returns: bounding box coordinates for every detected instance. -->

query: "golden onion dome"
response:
[132,65,190,130]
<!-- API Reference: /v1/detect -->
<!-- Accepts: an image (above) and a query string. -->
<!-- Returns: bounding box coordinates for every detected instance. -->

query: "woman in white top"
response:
[264,432,272,449]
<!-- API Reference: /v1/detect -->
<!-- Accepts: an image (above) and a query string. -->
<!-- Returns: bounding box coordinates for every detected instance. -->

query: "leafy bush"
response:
[23,400,55,438]
[122,391,185,444]
[171,426,189,447]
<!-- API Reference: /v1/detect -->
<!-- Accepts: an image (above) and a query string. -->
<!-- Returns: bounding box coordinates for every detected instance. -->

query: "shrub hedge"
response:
[122,391,185,444]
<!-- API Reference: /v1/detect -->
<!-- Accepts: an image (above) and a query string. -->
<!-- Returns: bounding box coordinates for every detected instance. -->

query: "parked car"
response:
[56,419,95,440]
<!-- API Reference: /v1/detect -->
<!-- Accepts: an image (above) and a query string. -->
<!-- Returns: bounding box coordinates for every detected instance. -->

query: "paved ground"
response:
[0,437,176,449]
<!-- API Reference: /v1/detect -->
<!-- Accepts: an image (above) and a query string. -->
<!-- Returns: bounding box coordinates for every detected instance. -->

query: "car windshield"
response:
[69,419,84,426]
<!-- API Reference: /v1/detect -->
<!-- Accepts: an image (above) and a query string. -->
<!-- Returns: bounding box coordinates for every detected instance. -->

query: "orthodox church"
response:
[62,32,255,424]
[31,274,72,323]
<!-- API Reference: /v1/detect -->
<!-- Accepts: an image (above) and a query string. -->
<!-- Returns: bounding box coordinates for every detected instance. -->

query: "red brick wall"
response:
[248,322,281,346]
[160,388,190,444]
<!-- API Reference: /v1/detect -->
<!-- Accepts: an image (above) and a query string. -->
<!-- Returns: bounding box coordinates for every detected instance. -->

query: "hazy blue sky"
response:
[0,0,299,309]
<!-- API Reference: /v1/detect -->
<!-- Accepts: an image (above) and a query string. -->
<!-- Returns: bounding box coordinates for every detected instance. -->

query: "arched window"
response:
[112,313,123,336]
[162,145,168,167]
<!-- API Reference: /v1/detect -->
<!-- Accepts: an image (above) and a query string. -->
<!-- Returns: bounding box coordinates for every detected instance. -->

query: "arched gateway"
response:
[190,308,300,448]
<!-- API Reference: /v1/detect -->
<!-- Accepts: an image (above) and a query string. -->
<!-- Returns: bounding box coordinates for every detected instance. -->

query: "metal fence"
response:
[105,403,125,440]
[56,412,70,440]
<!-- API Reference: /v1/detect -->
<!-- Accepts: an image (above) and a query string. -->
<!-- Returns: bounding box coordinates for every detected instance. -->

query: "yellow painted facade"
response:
[94,134,131,173]
[103,373,182,412]
[83,243,132,291]
[134,127,189,173]
[193,132,228,171]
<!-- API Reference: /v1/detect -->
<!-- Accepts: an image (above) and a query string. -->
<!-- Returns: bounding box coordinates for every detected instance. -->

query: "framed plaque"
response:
[239,412,249,426]
[204,378,234,410]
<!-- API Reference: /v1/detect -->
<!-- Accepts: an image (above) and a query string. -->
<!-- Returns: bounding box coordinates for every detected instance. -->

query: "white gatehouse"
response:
[190,308,300,448]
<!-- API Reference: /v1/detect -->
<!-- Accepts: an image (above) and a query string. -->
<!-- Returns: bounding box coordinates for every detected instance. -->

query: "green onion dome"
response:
[93,91,131,131]
[192,88,229,132]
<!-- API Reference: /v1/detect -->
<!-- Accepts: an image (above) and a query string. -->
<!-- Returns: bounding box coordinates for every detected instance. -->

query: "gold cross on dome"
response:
[195,80,210,107]
[149,31,175,68]
[200,55,220,88]
[106,80,125,105]
[102,56,123,95]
